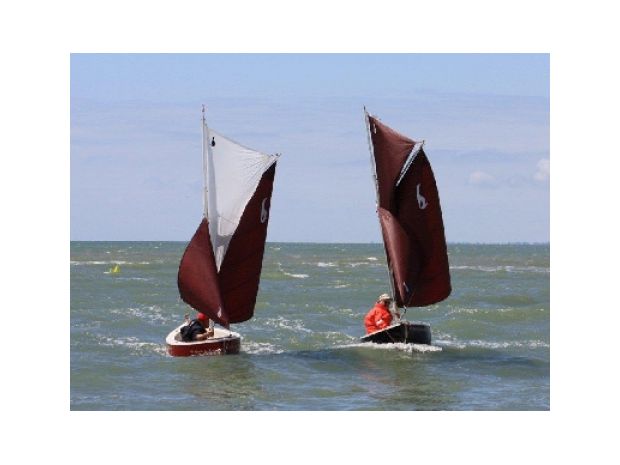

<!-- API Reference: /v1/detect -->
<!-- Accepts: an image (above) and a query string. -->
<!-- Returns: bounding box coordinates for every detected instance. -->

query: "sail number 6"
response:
[416,184,428,210]
[260,198,269,223]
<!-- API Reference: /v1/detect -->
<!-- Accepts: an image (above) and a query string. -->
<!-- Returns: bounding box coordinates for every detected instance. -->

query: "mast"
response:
[201,105,209,218]
[364,107,398,314]
[202,105,219,258]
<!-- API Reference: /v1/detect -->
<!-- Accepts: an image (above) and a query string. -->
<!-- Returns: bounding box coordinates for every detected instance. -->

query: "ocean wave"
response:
[446,307,548,317]
[322,331,355,341]
[263,316,312,333]
[328,279,350,289]
[316,262,337,267]
[108,306,170,323]
[450,265,549,273]
[347,259,383,267]
[241,341,285,355]
[71,260,151,266]
[436,337,549,350]
[96,335,167,355]
[282,271,309,279]
[341,342,443,353]
[335,308,358,317]
[276,262,309,278]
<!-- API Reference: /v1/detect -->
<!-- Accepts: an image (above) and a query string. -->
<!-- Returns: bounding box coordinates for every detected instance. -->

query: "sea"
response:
[70,242,549,411]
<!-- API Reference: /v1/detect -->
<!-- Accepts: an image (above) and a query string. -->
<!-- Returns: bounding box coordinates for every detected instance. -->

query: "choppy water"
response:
[70,242,549,410]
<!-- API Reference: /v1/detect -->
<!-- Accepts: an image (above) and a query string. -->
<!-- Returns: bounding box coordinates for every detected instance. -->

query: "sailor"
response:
[364,293,400,334]
[181,312,215,341]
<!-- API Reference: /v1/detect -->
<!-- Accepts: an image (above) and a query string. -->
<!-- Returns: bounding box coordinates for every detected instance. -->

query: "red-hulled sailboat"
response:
[360,108,451,345]
[166,107,279,356]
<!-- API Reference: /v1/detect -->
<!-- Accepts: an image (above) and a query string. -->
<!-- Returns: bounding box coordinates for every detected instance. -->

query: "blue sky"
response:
[71,54,549,243]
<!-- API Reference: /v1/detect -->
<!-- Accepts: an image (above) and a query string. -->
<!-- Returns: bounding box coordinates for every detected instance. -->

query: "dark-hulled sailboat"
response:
[360,108,451,345]
[166,107,280,356]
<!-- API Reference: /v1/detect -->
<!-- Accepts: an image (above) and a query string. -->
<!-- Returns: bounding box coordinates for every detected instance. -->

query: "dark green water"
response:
[70,242,549,410]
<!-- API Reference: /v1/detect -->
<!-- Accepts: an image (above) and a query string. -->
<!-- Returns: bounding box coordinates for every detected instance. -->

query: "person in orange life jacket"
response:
[364,293,400,334]
[182,312,215,341]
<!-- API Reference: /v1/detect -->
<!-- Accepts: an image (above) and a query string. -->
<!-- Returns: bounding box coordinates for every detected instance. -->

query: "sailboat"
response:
[166,107,280,356]
[360,108,451,345]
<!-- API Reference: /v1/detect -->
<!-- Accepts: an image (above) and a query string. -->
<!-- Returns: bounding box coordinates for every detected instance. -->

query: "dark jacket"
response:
[180,319,207,342]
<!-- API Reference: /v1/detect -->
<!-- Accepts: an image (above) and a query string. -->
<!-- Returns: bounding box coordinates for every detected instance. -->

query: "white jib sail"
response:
[203,122,278,271]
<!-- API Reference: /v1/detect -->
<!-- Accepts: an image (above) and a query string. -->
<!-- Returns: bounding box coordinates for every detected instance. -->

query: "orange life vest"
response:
[364,302,393,334]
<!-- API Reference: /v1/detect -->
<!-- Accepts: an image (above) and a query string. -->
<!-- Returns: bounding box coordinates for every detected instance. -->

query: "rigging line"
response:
[201,105,208,219]
[364,107,397,303]
[203,106,217,222]
[364,107,381,205]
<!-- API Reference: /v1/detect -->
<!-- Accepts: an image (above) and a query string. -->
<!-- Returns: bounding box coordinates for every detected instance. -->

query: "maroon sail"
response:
[177,218,228,326]
[367,111,451,308]
[218,164,277,323]
[177,113,279,328]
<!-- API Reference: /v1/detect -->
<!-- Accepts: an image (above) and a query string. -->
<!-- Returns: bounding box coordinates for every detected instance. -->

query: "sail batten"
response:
[366,110,451,308]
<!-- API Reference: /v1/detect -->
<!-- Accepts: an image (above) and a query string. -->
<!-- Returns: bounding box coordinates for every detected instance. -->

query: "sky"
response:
[71,53,549,243]
[8,1,620,463]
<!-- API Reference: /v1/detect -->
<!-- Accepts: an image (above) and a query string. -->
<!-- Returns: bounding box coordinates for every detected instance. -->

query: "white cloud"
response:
[534,158,550,181]
[468,171,497,187]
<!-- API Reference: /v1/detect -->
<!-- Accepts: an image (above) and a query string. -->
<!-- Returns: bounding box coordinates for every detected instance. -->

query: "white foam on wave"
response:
[108,306,169,323]
[264,316,312,333]
[322,331,354,341]
[276,262,309,279]
[436,337,549,350]
[367,257,378,261]
[450,265,549,273]
[472,339,550,349]
[341,341,443,353]
[71,260,151,266]
[447,307,480,315]
[282,271,309,279]
[241,341,284,355]
[348,262,368,267]
[336,308,358,317]
[446,307,517,316]
[317,262,337,267]
[96,335,167,355]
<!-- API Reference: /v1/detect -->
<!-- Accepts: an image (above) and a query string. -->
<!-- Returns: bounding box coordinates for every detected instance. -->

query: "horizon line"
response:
[70,240,550,245]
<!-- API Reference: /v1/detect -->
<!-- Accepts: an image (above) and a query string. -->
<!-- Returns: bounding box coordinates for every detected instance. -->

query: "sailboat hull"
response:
[360,322,431,345]
[165,324,241,356]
